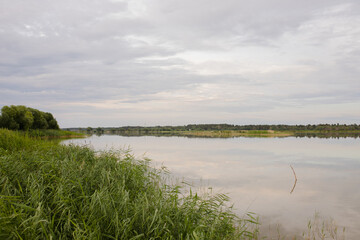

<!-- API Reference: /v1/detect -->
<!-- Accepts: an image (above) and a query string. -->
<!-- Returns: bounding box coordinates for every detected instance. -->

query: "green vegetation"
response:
[0,129,257,239]
[70,123,360,138]
[0,105,59,131]
[27,129,86,138]
[0,105,84,139]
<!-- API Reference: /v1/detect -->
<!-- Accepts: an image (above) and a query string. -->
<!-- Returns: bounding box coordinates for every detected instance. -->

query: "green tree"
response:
[96,127,104,135]
[0,106,19,130]
[23,110,34,131]
[0,105,60,130]
[44,112,59,129]
[29,108,48,129]
[0,105,33,130]
[14,106,34,131]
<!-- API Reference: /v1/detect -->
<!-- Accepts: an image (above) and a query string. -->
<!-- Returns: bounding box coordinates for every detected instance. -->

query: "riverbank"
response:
[27,129,87,138]
[0,129,257,239]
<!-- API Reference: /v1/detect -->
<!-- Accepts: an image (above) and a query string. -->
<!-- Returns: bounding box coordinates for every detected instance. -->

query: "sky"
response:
[1,0,360,128]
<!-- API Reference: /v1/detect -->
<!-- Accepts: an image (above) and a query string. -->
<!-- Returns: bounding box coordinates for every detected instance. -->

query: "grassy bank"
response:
[27,129,86,138]
[0,129,257,239]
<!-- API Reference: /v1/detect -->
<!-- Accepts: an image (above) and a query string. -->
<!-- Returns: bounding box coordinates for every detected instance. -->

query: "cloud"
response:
[0,0,359,127]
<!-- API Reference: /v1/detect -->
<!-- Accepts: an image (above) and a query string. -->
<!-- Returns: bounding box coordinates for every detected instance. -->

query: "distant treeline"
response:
[0,105,59,131]
[75,123,360,134]
[117,124,360,132]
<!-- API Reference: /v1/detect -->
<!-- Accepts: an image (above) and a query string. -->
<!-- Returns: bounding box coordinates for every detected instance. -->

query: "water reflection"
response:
[62,135,360,238]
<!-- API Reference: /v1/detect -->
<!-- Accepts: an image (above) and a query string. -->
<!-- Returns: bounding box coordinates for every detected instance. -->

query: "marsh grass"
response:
[0,129,257,239]
[302,213,346,240]
[0,128,56,152]
[27,129,86,138]
[255,213,346,240]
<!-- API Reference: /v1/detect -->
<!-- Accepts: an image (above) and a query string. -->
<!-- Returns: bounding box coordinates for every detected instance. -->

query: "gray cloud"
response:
[0,0,359,127]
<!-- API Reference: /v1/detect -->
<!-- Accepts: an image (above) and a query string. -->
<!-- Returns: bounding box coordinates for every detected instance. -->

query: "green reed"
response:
[27,129,85,138]
[0,129,257,239]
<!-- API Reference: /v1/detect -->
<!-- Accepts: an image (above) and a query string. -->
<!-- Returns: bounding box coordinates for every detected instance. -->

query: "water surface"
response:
[63,135,360,238]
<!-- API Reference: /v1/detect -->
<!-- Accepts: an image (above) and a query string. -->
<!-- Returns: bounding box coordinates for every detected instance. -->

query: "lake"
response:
[63,135,360,238]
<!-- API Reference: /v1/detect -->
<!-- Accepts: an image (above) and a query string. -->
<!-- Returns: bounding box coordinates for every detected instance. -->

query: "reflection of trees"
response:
[295,133,360,139]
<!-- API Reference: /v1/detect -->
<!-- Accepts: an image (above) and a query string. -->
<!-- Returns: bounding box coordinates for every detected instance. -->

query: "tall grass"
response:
[27,129,86,138]
[0,128,56,152]
[0,129,257,239]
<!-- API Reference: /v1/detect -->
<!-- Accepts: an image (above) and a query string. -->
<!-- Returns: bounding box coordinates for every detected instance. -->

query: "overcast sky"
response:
[1,0,359,127]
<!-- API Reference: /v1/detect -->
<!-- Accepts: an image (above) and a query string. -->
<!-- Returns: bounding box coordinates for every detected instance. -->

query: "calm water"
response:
[63,135,360,238]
